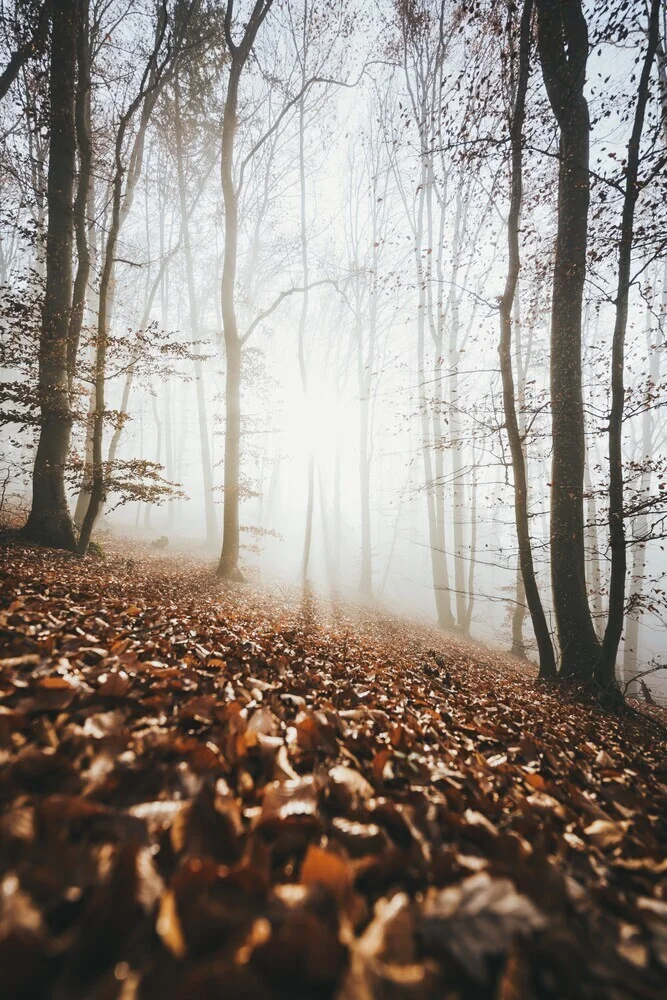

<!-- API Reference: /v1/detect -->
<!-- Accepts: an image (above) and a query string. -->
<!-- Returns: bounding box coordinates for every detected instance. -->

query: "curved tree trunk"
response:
[217,1,274,580]
[500,0,556,679]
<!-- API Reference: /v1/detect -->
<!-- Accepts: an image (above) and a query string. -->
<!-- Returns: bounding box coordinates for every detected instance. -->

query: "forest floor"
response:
[0,536,666,1000]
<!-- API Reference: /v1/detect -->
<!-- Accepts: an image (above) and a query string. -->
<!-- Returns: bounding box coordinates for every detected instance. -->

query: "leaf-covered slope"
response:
[0,539,665,999]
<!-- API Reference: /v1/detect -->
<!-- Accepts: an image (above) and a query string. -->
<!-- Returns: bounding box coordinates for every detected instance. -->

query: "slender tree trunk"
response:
[464,445,477,634]
[596,0,661,688]
[296,16,314,584]
[318,464,335,590]
[77,14,168,555]
[74,386,95,527]
[218,60,244,580]
[174,78,219,549]
[510,290,528,657]
[135,403,143,526]
[358,388,372,594]
[301,452,315,581]
[333,446,341,582]
[536,0,598,679]
[106,262,167,470]
[160,196,175,530]
[66,0,92,390]
[416,175,453,629]
[218,1,274,579]
[142,390,163,530]
[24,0,79,550]
[356,284,373,594]
[263,453,280,531]
[584,457,604,635]
[164,379,174,528]
[511,567,527,658]
[356,175,380,596]
[448,199,467,632]
[501,0,556,679]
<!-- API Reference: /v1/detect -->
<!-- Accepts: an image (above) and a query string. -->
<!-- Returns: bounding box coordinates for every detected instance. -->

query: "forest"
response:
[0,0,667,997]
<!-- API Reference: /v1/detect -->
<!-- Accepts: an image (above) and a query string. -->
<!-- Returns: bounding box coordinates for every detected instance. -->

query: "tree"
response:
[173,72,219,550]
[596,0,662,688]
[22,0,79,549]
[218,0,275,581]
[498,0,556,680]
[78,0,186,555]
[535,0,600,679]
[0,0,50,103]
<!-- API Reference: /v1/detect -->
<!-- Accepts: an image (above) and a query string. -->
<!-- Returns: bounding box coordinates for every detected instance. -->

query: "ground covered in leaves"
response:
[0,538,666,1000]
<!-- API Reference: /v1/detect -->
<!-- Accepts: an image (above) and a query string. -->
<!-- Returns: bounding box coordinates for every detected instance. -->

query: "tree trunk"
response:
[333,446,341,583]
[464,445,477,634]
[217,1,274,579]
[218,59,244,580]
[74,385,95,527]
[448,199,467,633]
[66,0,92,390]
[174,77,219,549]
[536,0,598,679]
[596,0,661,688]
[296,19,314,584]
[584,457,604,636]
[416,172,453,629]
[77,13,168,555]
[500,0,556,678]
[141,389,163,530]
[358,387,372,595]
[23,0,78,551]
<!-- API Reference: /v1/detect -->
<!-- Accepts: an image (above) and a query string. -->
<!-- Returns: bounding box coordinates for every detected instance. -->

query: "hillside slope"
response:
[0,539,665,999]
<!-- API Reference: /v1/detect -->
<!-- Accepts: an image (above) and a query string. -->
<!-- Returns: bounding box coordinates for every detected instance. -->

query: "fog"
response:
[1,0,666,699]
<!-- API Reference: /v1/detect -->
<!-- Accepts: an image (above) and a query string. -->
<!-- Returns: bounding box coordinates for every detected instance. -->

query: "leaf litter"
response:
[0,537,665,999]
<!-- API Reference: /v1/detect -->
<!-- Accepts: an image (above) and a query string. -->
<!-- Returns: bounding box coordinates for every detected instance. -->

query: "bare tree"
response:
[499,0,556,679]
[78,1,186,554]
[218,0,275,580]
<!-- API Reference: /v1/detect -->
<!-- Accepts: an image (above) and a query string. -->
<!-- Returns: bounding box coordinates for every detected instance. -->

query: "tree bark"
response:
[218,57,244,580]
[218,0,274,580]
[77,10,169,554]
[536,0,598,679]
[66,0,92,390]
[23,0,79,550]
[174,77,219,549]
[596,0,661,688]
[416,169,453,629]
[297,46,313,583]
[501,0,556,679]
[623,332,654,698]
